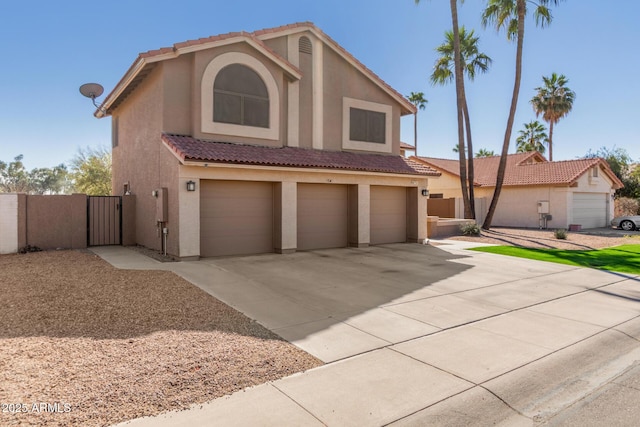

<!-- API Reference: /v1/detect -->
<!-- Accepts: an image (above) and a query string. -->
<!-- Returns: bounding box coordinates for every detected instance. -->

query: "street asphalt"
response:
[92,239,640,427]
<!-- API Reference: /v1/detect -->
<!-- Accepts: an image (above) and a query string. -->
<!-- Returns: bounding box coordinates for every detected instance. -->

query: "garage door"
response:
[200,180,274,257]
[572,193,607,229]
[370,186,406,244]
[297,184,348,250]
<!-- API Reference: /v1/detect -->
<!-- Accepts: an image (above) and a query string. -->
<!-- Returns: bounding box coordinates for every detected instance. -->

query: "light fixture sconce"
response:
[421,189,429,197]
[186,180,196,192]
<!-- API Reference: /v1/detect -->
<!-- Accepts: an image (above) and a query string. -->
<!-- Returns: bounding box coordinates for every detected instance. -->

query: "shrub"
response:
[553,229,568,240]
[460,222,481,236]
[615,197,640,217]
[18,245,42,254]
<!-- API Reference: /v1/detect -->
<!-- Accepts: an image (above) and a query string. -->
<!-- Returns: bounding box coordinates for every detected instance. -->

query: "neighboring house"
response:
[400,142,415,158]
[97,22,439,258]
[413,152,623,229]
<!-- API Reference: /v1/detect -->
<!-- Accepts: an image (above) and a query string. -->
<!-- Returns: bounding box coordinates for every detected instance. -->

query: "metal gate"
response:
[87,196,122,246]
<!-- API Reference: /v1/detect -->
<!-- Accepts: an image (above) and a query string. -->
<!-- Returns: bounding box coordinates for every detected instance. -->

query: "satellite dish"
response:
[79,83,104,99]
[79,83,104,109]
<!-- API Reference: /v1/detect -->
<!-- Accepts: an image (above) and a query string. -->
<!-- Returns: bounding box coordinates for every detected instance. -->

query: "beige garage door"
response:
[297,184,348,250]
[200,180,274,257]
[371,186,407,245]
[572,193,607,229]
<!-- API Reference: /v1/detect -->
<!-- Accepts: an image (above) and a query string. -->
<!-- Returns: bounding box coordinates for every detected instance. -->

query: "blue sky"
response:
[1,0,638,169]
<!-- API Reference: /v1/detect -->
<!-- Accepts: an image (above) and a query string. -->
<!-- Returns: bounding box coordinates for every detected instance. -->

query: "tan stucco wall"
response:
[112,64,181,254]
[121,195,137,246]
[486,186,569,228]
[25,194,87,250]
[162,55,193,135]
[348,184,370,247]
[322,45,401,155]
[426,173,465,198]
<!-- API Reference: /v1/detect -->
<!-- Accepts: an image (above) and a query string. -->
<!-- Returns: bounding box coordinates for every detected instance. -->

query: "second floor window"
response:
[214,64,269,128]
[349,107,386,144]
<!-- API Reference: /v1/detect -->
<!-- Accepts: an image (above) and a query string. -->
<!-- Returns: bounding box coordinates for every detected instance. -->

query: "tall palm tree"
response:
[530,73,575,161]
[416,0,472,219]
[432,26,492,219]
[516,120,548,154]
[480,0,563,230]
[407,92,428,154]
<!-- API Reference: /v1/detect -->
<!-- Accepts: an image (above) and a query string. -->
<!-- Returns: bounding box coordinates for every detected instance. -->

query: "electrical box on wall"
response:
[156,187,168,222]
[537,201,550,214]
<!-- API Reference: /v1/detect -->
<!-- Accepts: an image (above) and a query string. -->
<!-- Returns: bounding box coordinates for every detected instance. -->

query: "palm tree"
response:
[475,148,496,157]
[407,92,428,154]
[416,0,472,219]
[480,0,563,230]
[530,73,575,161]
[432,26,492,219]
[516,120,548,154]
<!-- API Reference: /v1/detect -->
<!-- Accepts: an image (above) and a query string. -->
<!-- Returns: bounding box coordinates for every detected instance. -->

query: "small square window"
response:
[349,108,386,144]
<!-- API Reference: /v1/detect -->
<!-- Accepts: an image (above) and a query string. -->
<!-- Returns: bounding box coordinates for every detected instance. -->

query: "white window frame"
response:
[201,52,279,140]
[342,97,392,153]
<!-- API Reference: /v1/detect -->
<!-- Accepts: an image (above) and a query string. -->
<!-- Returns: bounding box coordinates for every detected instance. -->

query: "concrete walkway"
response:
[94,241,640,426]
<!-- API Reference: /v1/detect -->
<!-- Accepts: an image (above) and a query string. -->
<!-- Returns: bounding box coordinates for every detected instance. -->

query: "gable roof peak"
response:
[97,22,413,117]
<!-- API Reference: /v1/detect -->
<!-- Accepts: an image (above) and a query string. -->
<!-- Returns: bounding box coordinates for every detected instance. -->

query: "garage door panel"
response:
[297,184,348,250]
[572,193,607,229]
[371,186,406,245]
[200,180,274,257]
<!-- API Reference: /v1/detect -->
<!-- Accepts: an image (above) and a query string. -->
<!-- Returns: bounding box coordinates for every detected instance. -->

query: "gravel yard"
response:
[0,250,321,427]
[445,227,638,249]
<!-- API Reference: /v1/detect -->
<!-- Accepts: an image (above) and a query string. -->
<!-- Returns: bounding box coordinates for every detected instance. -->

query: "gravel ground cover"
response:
[0,250,321,427]
[445,227,638,250]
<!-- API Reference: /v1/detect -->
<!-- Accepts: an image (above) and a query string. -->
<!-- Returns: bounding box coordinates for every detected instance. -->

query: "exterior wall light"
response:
[186,180,196,192]
[421,189,429,197]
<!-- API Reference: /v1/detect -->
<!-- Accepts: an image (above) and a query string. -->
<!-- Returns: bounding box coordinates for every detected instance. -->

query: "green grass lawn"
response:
[469,244,640,274]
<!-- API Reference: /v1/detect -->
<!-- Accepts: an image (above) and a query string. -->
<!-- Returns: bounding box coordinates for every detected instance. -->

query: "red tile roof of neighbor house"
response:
[162,134,440,176]
[400,142,416,150]
[412,152,624,189]
[97,22,415,117]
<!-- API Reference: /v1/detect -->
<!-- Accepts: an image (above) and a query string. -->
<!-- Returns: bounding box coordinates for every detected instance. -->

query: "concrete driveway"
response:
[94,242,640,426]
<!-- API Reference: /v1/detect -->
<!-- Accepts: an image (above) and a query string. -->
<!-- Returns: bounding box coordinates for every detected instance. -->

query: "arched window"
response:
[214,64,269,128]
[201,52,280,140]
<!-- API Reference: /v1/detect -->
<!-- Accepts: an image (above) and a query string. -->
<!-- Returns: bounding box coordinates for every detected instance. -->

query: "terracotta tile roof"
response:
[162,134,440,176]
[98,22,414,117]
[400,142,416,150]
[412,153,623,189]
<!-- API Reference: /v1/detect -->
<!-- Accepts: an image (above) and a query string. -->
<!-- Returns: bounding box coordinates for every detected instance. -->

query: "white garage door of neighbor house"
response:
[572,192,607,229]
[297,183,348,250]
[370,186,407,245]
[200,180,274,257]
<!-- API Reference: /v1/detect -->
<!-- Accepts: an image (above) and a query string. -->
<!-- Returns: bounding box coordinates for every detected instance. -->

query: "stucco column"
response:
[178,177,200,259]
[275,181,297,254]
[349,184,370,247]
[407,186,427,243]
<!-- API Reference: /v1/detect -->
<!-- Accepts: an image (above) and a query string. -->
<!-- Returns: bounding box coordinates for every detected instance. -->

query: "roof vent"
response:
[299,36,312,55]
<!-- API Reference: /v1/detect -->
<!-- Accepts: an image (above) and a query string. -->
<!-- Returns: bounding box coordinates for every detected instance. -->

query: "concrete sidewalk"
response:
[94,242,640,426]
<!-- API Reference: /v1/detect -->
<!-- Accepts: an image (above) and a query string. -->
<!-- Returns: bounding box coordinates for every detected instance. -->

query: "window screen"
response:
[349,108,386,143]
[213,64,269,128]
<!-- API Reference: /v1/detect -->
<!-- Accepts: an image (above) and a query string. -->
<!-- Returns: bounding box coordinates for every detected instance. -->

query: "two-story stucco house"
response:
[96,22,438,258]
